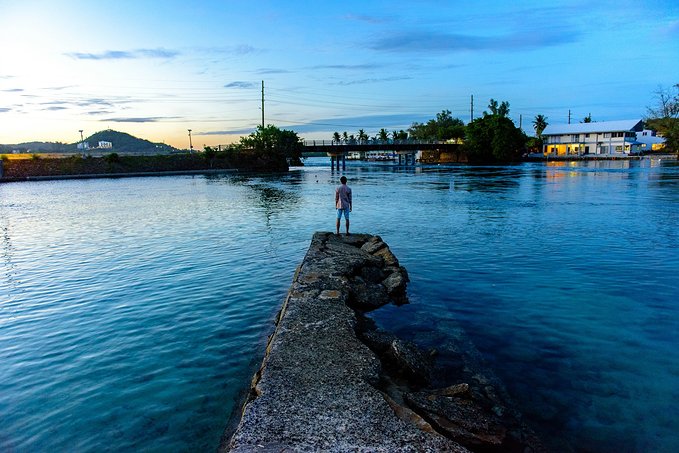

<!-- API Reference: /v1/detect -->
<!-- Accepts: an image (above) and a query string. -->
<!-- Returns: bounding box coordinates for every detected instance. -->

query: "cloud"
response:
[343,14,389,24]
[308,64,382,71]
[195,128,256,136]
[369,28,580,53]
[43,106,68,111]
[663,19,679,36]
[43,85,77,91]
[0,107,11,113]
[335,76,412,86]
[87,110,114,115]
[225,81,256,89]
[102,117,179,123]
[256,68,292,74]
[65,48,179,60]
[77,98,114,107]
[192,113,437,136]
[1,88,23,92]
[270,113,433,134]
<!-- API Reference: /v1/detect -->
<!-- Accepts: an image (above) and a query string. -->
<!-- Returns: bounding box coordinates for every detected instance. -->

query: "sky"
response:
[1,0,678,149]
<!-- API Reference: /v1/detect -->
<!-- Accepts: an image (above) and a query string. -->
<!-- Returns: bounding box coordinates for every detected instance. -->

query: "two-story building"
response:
[542,119,644,156]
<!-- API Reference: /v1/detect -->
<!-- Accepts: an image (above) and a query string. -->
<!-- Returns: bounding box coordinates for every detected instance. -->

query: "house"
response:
[98,141,113,149]
[542,119,644,156]
[77,142,90,150]
[635,130,665,152]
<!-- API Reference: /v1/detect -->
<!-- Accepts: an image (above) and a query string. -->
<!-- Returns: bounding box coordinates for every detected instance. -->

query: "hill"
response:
[0,130,179,154]
[86,130,178,154]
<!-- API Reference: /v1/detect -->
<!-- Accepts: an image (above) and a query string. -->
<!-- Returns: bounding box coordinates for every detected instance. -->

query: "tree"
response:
[342,131,349,143]
[464,99,526,162]
[333,132,341,144]
[391,129,408,141]
[646,84,679,153]
[581,113,593,123]
[357,129,369,143]
[532,114,548,137]
[378,128,389,141]
[239,125,303,165]
[487,99,509,117]
[408,110,465,141]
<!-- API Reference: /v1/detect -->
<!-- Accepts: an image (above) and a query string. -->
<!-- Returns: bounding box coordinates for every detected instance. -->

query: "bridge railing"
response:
[302,139,452,147]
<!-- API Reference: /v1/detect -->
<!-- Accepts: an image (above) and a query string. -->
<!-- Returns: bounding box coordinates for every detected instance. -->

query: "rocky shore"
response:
[224,232,545,452]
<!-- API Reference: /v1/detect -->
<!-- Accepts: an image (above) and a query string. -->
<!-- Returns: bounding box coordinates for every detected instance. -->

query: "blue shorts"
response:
[336,208,350,220]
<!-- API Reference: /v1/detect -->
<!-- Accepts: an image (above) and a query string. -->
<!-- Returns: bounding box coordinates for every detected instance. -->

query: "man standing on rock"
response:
[335,176,352,235]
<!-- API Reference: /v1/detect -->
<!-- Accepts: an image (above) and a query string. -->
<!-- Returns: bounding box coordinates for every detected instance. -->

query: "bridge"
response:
[302,139,461,170]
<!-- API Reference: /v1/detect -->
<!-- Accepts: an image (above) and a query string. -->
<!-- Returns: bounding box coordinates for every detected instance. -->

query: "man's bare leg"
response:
[336,218,340,235]
[345,219,350,235]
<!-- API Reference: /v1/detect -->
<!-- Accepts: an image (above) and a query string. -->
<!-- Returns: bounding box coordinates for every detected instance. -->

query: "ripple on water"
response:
[1,161,678,452]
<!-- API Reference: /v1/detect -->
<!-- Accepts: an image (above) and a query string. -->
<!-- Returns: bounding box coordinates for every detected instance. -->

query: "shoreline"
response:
[0,168,240,183]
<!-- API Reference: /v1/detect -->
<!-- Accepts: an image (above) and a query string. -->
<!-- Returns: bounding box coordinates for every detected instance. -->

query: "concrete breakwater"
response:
[224,233,544,452]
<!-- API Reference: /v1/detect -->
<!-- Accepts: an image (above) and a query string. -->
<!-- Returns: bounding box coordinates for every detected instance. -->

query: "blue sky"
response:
[1,0,678,148]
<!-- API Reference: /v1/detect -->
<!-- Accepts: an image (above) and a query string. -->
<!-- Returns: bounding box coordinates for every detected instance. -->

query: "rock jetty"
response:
[224,232,544,452]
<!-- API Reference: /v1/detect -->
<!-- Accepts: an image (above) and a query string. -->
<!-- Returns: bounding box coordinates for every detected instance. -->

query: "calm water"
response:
[1,158,677,452]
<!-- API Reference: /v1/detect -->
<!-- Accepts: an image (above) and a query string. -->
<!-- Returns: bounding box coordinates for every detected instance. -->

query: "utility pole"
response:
[188,129,193,152]
[568,109,571,124]
[261,80,265,129]
[79,129,84,155]
[519,114,522,129]
[470,95,474,123]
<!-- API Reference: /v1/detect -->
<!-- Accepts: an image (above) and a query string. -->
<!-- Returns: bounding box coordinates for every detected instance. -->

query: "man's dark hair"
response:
[340,176,347,184]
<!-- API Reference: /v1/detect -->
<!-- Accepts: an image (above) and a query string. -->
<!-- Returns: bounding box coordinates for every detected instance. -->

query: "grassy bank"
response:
[0,151,288,181]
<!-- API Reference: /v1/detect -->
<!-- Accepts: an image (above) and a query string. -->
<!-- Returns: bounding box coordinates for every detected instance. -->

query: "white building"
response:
[98,141,113,149]
[77,142,90,150]
[635,130,665,152]
[542,119,644,156]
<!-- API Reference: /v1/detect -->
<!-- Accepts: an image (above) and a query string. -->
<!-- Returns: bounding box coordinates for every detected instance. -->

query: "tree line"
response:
[331,101,532,162]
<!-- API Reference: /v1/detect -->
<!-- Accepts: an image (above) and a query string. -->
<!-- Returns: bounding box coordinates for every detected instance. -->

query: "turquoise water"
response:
[1,159,677,452]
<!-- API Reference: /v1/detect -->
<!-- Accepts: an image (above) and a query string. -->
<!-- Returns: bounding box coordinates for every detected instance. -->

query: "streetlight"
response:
[79,129,84,155]
[188,129,193,152]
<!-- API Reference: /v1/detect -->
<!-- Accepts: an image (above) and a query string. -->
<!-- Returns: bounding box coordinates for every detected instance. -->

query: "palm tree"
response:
[378,128,389,141]
[533,114,548,137]
[333,132,341,144]
[342,131,349,144]
[358,129,368,143]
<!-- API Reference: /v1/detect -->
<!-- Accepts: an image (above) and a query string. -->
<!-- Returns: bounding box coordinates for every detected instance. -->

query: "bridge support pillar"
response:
[342,154,346,171]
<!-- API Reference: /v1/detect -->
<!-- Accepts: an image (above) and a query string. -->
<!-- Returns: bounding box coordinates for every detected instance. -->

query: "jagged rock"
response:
[359,328,399,354]
[385,339,433,385]
[433,383,473,399]
[360,265,385,284]
[348,277,390,310]
[373,246,399,267]
[361,236,387,254]
[405,391,508,450]
[383,270,407,299]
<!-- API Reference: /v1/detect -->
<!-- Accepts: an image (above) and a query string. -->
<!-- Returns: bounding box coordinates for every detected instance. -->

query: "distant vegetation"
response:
[331,103,526,163]
[212,125,304,166]
[86,130,177,154]
[0,129,178,155]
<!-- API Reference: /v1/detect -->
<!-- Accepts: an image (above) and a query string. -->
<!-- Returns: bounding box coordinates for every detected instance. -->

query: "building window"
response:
[585,133,590,138]
[604,133,611,138]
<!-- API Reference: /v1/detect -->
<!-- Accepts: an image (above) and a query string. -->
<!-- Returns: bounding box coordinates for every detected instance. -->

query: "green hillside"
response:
[0,130,179,154]
[84,130,178,154]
